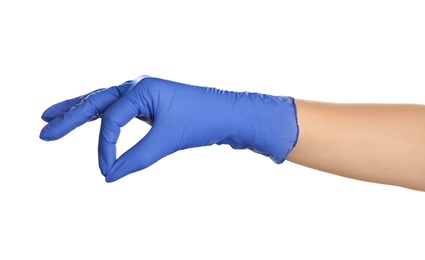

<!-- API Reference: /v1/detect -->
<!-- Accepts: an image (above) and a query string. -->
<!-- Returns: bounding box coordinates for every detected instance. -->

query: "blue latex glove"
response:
[40,76,299,182]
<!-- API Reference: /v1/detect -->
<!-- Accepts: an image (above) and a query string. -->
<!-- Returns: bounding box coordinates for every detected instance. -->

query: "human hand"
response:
[40,76,299,182]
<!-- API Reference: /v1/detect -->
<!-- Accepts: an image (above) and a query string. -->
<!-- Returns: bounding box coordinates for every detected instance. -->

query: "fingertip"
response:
[98,131,117,177]
[98,154,112,177]
[105,163,129,183]
[105,174,117,183]
[39,125,57,141]
[41,107,56,122]
[41,114,51,123]
[104,175,115,183]
[39,128,50,141]
[105,151,145,182]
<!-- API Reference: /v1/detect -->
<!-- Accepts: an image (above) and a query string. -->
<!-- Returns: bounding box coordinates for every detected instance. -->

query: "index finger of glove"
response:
[98,92,143,176]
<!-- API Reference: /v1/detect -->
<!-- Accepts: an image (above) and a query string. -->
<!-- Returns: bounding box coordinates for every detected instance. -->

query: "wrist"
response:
[219,91,299,163]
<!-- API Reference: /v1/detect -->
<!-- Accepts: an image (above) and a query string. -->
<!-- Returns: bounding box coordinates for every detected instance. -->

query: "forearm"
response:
[286,100,425,191]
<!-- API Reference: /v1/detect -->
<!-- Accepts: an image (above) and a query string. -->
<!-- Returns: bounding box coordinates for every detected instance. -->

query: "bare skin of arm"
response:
[286,100,425,192]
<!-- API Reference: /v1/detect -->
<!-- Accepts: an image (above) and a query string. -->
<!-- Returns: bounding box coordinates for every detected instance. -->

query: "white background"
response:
[1,0,425,259]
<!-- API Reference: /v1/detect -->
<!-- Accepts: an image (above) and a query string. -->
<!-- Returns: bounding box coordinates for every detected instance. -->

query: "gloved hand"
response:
[40,76,299,182]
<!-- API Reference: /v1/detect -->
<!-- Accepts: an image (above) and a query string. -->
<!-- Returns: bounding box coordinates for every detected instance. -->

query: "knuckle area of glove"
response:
[135,77,162,95]
[133,77,160,114]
